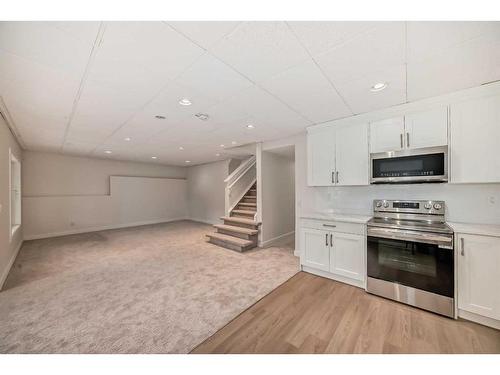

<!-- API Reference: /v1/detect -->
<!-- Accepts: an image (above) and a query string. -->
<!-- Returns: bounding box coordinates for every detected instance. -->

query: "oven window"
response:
[367,236,454,297]
[372,153,444,178]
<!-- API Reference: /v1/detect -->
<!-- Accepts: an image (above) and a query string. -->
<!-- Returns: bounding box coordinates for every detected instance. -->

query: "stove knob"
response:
[375,201,382,208]
[383,201,390,208]
[424,203,432,209]
[433,203,442,210]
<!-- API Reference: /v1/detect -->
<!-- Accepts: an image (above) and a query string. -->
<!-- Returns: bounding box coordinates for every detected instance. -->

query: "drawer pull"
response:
[323,224,337,228]
[325,233,328,246]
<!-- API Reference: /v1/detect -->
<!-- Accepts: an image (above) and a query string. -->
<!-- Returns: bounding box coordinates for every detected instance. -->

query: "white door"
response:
[307,127,336,186]
[405,107,448,149]
[369,117,405,153]
[335,122,369,186]
[330,232,365,282]
[457,234,500,320]
[300,228,330,272]
[450,95,500,183]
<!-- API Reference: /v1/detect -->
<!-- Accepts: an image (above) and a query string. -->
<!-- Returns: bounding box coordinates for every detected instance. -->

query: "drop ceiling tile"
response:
[89,22,204,88]
[335,65,407,114]
[175,53,253,101]
[407,21,500,63]
[288,21,379,56]
[407,34,500,101]
[222,85,311,130]
[169,21,241,49]
[315,22,406,84]
[210,21,311,83]
[261,60,352,123]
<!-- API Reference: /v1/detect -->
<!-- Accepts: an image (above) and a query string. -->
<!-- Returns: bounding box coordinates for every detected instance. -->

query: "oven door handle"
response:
[367,227,453,248]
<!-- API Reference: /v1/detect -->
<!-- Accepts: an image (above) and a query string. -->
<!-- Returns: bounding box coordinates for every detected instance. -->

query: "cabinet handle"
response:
[331,171,334,184]
[330,234,333,247]
[400,134,403,148]
[461,237,465,256]
[323,224,337,228]
[325,233,329,246]
[406,132,410,148]
[336,171,339,184]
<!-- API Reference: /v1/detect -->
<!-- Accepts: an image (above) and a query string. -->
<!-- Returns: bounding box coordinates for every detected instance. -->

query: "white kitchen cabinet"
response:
[330,232,365,282]
[457,233,500,321]
[307,122,369,186]
[307,127,336,186]
[369,117,405,153]
[300,218,366,288]
[450,95,500,183]
[405,107,448,149]
[300,227,330,272]
[335,122,369,186]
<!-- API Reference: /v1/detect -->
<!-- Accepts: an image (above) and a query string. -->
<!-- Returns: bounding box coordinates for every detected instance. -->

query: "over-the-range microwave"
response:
[370,146,448,184]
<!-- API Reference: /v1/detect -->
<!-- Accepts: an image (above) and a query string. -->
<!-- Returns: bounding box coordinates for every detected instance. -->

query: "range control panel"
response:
[373,199,445,215]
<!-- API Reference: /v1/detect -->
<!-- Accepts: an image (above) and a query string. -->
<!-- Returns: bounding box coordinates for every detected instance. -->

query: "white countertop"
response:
[300,211,372,224]
[448,222,500,237]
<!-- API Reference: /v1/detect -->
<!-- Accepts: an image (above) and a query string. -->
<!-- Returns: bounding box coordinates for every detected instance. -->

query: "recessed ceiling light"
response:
[179,98,192,106]
[151,156,158,159]
[185,160,191,163]
[124,137,131,141]
[231,141,237,145]
[370,82,388,92]
[155,115,166,120]
[220,144,225,148]
[179,146,184,150]
[104,150,112,154]
[246,124,255,129]
[215,153,220,157]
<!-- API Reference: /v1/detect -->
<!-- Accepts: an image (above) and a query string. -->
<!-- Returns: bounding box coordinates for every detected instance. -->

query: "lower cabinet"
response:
[457,233,500,324]
[300,220,366,287]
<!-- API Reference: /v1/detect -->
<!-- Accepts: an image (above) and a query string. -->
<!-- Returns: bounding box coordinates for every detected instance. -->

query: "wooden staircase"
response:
[206,183,260,252]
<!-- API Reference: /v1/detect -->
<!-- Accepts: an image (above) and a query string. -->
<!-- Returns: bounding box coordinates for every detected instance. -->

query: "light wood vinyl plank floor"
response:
[191,272,500,354]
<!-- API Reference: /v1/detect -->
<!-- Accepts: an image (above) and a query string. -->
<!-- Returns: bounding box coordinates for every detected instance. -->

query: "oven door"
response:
[371,146,448,184]
[367,229,454,298]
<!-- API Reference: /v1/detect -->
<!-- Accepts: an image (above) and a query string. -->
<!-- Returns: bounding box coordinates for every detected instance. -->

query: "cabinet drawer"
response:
[301,218,365,235]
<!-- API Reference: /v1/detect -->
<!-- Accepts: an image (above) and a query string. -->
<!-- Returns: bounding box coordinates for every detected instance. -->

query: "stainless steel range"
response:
[366,199,455,317]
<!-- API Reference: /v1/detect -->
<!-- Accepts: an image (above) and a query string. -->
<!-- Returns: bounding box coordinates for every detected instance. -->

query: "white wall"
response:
[0,115,23,288]
[22,152,188,239]
[260,150,295,245]
[186,159,230,225]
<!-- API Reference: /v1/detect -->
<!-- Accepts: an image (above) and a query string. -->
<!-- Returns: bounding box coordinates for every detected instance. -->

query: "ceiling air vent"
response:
[195,113,209,121]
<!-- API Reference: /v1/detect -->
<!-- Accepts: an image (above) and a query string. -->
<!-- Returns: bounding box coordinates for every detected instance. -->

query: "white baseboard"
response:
[23,217,189,240]
[188,218,219,225]
[0,239,23,291]
[458,309,500,330]
[259,231,295,248]
[301,265,365,289]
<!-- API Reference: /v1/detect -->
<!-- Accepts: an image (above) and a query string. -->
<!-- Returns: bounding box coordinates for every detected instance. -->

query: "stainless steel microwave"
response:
[370,146,448,184]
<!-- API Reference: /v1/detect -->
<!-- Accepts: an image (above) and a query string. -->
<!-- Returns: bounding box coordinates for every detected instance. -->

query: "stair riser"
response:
[208,238,246,252]
[231,213,255,219]
[246,192,256,197]
[242,198,256,203]
[222,220,258,230]
[217,229,257,241]
[236,206,256,212]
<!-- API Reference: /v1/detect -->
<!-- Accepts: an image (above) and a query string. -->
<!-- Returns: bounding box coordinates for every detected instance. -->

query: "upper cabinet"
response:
[450,95,500,183]
[307,122,369,186]
[369,117,405,153]
[369,107,448,153]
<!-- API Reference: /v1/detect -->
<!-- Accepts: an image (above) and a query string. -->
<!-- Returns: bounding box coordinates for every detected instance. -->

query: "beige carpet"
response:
[0,220,299,353]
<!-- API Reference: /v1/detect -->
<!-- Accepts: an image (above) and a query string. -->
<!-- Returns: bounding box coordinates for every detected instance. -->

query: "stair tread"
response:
[207,232,253,246]
[238,202,257,207]
[232,209,256,215]
[213,224,258,235]
[221,216,261,225]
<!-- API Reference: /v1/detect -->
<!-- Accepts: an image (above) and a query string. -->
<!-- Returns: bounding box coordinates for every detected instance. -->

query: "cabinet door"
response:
[405,107,448,149]
[300,228,330,272]
[335,122,369,186]
[450,95,500,183]
[330,232,365,282]
[369,117,405,153]
[307,127,336,186]
[458,234,500,320]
